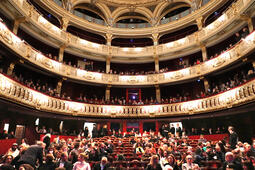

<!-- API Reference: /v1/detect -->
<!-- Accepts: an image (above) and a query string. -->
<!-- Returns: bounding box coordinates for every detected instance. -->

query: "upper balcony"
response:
[32,0,221,37]
[0,73,254,118]
[1,19,255,86]
[0,0,254,63]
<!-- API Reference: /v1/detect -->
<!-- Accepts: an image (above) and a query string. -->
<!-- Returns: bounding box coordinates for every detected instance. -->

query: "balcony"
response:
[1,20,255,86]
[0,0,253,62]
[0,73,254,118]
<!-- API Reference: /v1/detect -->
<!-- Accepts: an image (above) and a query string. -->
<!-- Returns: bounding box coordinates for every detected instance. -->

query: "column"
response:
[203,77,210,93]
[106,56,111,73]
[7,62,15,76]
[196,16,204,31]
[61,17,70,31]
[241,15,254,33]
[58,44,67,62]
[106,33,112,73]
[56,79,63,95]
[200,43,207,61]
[152,33,159,73]
[13,17,26,34]
[247,17,254,33]
[154,55,160,73]
[105,85,111,101]
[155,85,161,103]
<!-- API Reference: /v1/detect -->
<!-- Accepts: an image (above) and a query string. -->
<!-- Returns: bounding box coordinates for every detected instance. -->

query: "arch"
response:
[153,0,191,21]
[71,0,91,8]
[159,4,190,21]
[112,7,153,24]
[94,2,112,22]
[72,1,112,24]
[73,5,106,21]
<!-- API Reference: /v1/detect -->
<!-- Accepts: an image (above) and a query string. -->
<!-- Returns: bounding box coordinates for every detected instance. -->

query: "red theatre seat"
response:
[0,139,17,155]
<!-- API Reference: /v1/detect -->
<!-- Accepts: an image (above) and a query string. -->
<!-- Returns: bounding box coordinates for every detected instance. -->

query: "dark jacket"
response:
[17,145,44,167]
[93,163,111,170]
[229,132,238,149]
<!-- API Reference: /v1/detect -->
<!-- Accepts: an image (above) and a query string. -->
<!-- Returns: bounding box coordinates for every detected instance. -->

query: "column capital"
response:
[240,14,251,21]
[196,16,204,31]
[60,43,68,49]
[152,32,159,46]
[61,16,70,31]
[199,42,206,48]
[13,16,26,34]
[106,33,113,46]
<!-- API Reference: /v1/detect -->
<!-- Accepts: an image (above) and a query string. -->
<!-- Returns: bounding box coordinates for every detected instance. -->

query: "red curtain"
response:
[139,121,143,134]
[155,121,159,134]
[122,120,127,133]
[107,122,111,132]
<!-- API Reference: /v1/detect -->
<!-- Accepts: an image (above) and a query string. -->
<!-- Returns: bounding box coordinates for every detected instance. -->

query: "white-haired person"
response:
[182,155,200,170]
[222,152,243,170]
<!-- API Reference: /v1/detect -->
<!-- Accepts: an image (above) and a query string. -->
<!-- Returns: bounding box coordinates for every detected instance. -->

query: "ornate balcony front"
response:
[0,0,254,62]
[0,73,254,118]
[1,21,255,86]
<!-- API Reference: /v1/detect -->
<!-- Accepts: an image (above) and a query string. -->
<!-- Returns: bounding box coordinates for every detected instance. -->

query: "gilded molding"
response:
[0,73,254,118]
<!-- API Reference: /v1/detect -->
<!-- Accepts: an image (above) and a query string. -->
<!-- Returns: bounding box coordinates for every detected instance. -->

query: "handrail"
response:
[1,20,255,86]
[0,73,254,118]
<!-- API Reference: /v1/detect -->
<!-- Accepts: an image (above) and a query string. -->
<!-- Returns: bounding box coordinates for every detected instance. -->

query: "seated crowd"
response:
[5,64,255,106]
[0,126,255,170]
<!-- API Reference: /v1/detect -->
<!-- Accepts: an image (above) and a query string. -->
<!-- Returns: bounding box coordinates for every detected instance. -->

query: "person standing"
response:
[228,126,238,149]
[92,124,98,138]
[17,141,45,168]
[170,124,175,135]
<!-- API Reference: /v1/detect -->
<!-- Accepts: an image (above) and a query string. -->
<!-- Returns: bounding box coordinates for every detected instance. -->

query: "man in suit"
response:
[92,124,98,138]
[93,156,111,170]
[170,124,175,135]
[56,152,72,170]
[17,141,45,168]
[228,126,238,149]
[176,123,182,136]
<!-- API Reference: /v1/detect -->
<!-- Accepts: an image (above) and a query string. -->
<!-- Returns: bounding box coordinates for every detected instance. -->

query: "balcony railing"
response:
[0,73,254,118]
[3,0,253,60]
[1,20,255,85]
